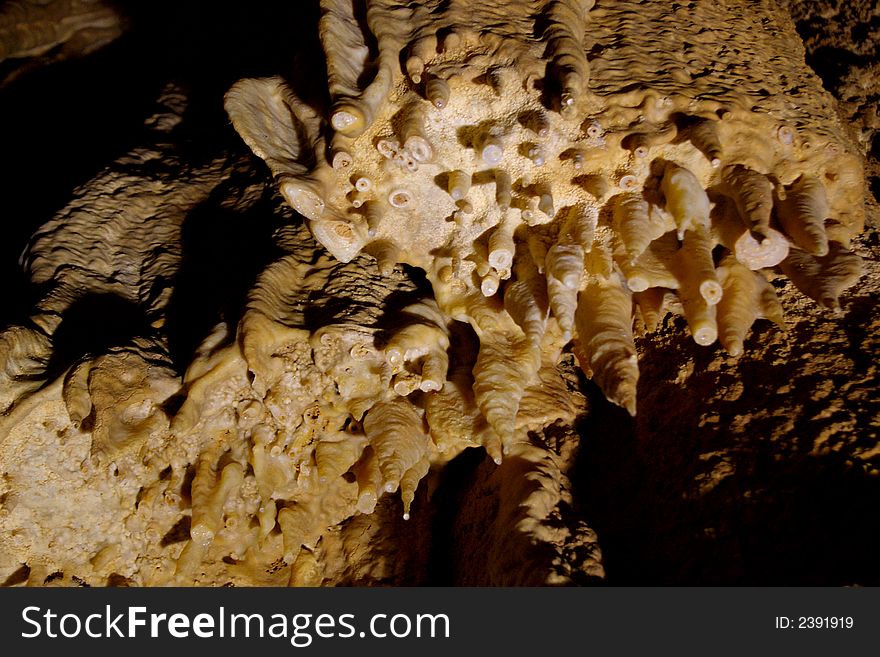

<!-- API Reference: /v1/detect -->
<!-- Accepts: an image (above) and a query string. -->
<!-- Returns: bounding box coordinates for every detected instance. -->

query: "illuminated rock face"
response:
[227,0,865,448]
[0,1,873,586]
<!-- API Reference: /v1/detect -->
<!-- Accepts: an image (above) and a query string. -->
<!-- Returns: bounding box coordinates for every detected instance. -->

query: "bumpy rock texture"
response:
[0,0,876,586]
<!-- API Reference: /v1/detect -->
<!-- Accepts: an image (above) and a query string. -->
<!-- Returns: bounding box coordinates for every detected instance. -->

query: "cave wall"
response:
[0,0,876,586]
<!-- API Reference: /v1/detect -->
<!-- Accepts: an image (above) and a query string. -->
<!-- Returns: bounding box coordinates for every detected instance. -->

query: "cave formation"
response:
[0,0,877,586]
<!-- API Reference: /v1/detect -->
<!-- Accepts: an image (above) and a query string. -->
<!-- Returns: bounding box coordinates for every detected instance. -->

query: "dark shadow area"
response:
[43,571,63,584]
[0,38,163,328]
[1,564,30,587]
[160,515,192,547]
[296,261,435,346]
[802,46,865,96]
[0,0,324,330]
[163,184,282,371]
[571,375,647,584]
[106,573,134,586]
[119,0,329,150]
[573,314,880,585]
[425,446,486,585]
[43,293,153,383]
[371,266,437,340]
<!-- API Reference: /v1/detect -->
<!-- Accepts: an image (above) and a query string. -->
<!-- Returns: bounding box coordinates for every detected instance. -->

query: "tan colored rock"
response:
[228,0,866,422]
[0,0,875,587]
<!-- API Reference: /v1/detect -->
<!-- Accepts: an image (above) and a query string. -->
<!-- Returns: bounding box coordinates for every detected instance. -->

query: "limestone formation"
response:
[228,0,865,420]
[0,0,874,586]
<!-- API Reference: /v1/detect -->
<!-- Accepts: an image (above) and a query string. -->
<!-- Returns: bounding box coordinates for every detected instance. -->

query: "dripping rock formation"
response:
[0,0,877,586]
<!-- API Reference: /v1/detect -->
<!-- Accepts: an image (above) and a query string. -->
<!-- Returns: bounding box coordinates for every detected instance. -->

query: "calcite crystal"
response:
[0,0,870,586]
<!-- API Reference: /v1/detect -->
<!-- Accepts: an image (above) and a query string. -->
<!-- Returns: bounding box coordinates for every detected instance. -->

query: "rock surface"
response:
[0,0,876,586]
[580,0,879,584]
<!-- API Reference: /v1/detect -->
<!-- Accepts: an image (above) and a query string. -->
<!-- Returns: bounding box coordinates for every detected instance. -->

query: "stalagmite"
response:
[546,242,585,339]
[780,244,864,312]
[776,174,831,257]
[716,255,784,356]
[495,169,513,210]
[722,164,775,237]
[683,118,723,167]
[447,169,471,201]
[661,163,711,238]
[575,253,638,416]
[398,102,435,163]
[613,193,659,262]
[363,398,431,494]
[712,195,790,270]
[425,75,451,109]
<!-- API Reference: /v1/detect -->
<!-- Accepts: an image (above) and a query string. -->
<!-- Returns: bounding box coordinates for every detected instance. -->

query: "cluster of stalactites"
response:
[178,0,871,583]
[159,229,585,581]
[321,0,594,140]
[226,0,866,430]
